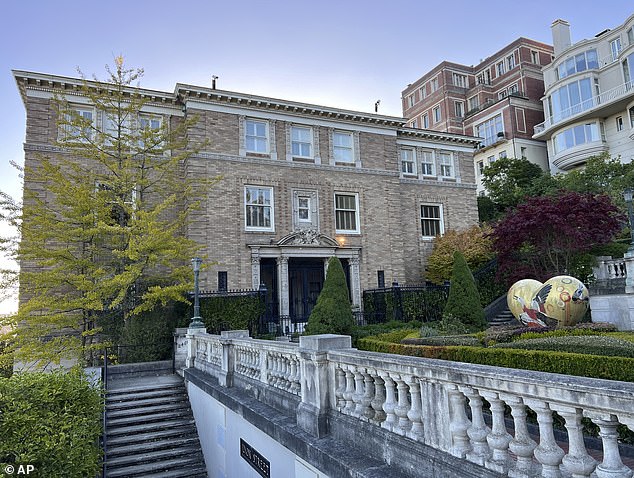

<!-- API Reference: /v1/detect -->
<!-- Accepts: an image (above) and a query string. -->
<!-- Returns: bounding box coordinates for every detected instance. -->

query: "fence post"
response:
[219,330,249,387]
[392,281,403,321]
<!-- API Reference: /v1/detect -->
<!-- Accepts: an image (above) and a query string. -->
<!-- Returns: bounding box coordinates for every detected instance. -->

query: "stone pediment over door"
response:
[277,229,339,247]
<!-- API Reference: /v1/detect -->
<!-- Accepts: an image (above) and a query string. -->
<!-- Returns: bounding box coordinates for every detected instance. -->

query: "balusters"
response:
[360,368,376,421]
[586,413,633,478]
[524,399,565,478]
[502,394,537,478]
[552,406,596,478]
[392,374,411,436]
[370,371,386,424]
[461,386,491,466]
[352,367,365,418]
[343,366,356,415]
[405,375,423,441]
[447,385,471,459]
[334,365,346,411]
[289,356,300,395]
[380,371,398,432]
[480,391,511,474]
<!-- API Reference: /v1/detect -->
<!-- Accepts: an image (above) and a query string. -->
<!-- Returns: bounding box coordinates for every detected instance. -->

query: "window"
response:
[477,161,484,175]
[630,107,634,127]
[420,151,435,176]
[438,151,454,178]
[411,119,418,128]
[291,126,312,158]
[455,101,464,118]
[556,49,598,80]
[420,205,443,238]
[453,73,467,88]
[335,193,359,234]
[431,77,439,92]
[531,50,540,64]
[520,147,527,159]
[138,115,162,149]
[547,78,595,123]
[433,105,441,123]
[218,271,228,292]
[508,84,519,95]
[475,114,504,147]
[96,182,137,227]
[422,113,429,128]
[333,131,354,163]
[477,71,491,85]
[407,95,414,108]
[507,54,516,71]
[419,86,427,99]
[468,96,480,111]
[245,119,268,153]
[245,186,274,231]
[487,155,496,164]
[611,38,622,61]
[499,150,507,159]
[298,196,311,222]
[400,149,416,175]
[61,107,94,141]
[553,122,600,154]
[496,62,506,77]
[628,27,634,45]
[498,90,508,100]
[617,116,624,131]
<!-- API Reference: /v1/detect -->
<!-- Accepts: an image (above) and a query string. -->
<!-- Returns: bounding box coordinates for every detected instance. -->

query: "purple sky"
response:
[0,1,632,312]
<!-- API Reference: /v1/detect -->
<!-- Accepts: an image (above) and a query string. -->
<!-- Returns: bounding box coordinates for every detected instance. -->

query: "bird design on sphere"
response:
[571,282,589,304]
[514,284,553,328]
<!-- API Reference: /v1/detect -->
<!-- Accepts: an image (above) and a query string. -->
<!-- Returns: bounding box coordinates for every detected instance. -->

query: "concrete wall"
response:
[188,380,328,478]
[590,294,634,330]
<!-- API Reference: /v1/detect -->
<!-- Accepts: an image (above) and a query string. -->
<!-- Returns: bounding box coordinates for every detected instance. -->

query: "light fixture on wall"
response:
[336,236,346,246]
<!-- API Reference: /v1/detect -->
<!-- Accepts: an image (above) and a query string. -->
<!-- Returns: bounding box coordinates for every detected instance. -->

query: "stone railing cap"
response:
[299,334,352,352]
[220,330,250,338]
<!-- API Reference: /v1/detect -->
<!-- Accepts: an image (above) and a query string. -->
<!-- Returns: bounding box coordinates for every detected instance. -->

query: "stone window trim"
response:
[420,203,444,240]
[399,147,417,177]
[244,185,275,232]
[291,189,319,231]
[58,105,95,142]
[417,148,436,178]
[239,116,277,159]
[334,191,360,235]
[329,129,361,168]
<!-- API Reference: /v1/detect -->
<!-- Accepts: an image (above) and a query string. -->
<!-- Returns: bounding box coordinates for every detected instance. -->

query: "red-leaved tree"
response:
[491,192,625,283]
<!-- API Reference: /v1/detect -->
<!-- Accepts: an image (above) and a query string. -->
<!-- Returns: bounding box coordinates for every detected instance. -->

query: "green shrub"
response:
[199,293,264,335]
[358,334,634,382]
[419,325,440,338]
[352,320,422,346]
[0,369,103,477]
[402,335,482,346]
[443,251,486,329]
[493,335,634,357]
[305,257,355,335]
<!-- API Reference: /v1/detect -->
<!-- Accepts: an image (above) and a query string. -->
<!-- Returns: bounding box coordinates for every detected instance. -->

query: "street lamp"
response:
[189,257,205,329]
[624,189,634,252]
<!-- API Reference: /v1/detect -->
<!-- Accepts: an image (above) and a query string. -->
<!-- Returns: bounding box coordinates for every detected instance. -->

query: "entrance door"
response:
[288,259,324,323]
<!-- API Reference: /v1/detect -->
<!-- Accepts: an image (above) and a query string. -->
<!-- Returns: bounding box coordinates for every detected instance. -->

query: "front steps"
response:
[103,370,207,477]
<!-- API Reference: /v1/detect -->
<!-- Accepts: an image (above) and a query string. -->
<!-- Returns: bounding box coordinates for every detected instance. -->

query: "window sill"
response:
[335,161,356,167]
[292,157,315,163]
[246,152,270,158]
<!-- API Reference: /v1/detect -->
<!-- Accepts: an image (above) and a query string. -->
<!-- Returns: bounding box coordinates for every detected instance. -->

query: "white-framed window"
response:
[333,131,354,163]
[453,73,467,88]
[611,37,622,61]
[245,186,274,231]
[400,148,416,175]
[245,119,268,153]
[468,96,479,111]
[420,150,435,176]
[617,116,624,131]
[499,150,507,159]
[419,86,427,99]
[438,151,454,178]
[61,107,94,141]
[411,119,418,128]
[507,54,516,71]
[508,84,519,95]
[334,193,359,234]
[496,62,506,77]
[291,125,313,158]
[455,101,464,118]
[477,160,484,175]
[138,114,162,149]
[487,155,496,165]
[420,204,444,238]
[498,90,508,100]
[433,105,441,123]
[531,50,540,64]
[422,113,429,128]
[431,77,439,92]
[407,95,414,108]
[476,114,504,147]
[553,122,600,154]
[298,196,311,223]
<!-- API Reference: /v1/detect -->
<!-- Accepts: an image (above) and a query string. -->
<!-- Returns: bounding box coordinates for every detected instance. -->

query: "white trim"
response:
[244,185,275,232]
[244,118,269,154]
[420,203,444,240]
[332,130,355,164]
[396,138,474,153]
[290,125,314,160]
[334,192,360,234]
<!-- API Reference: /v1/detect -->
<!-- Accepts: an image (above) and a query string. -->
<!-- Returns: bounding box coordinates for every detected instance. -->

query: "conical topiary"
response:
[443,250,487,330]
[304,256,355,336]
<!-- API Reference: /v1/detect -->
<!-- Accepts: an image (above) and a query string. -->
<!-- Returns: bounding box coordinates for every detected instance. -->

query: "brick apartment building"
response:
[14,70,480,322]
[401,38,554,195]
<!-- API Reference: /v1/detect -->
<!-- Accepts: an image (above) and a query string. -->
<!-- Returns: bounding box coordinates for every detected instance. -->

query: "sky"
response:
[0,0,632,313]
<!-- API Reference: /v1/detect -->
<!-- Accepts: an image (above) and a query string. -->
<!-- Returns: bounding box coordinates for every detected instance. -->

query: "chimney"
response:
[551,19,571,56]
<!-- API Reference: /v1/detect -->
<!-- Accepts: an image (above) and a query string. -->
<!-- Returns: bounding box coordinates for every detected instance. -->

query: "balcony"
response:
[534,80,634,137]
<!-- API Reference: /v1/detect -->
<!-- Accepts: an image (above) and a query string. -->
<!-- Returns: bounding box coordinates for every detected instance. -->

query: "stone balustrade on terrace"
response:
[175,328,634,478]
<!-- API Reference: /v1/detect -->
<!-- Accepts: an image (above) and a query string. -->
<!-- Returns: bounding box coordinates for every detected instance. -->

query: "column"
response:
[277,255,289,317]
[349,253,362,309]
[251,248,261,290]
[269,120,278,160]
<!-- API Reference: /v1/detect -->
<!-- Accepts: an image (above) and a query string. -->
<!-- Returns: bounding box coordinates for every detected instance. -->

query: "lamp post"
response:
[189,257,205,329]
[625,189,634,253]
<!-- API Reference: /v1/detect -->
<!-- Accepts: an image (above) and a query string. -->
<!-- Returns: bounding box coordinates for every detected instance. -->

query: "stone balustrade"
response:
[177,328,634,478]
[594,256,627,281]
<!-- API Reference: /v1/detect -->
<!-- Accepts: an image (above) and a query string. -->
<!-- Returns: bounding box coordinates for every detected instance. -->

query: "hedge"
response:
[358,333,634,382]
[0,369,103,477]
[493,335,634,358]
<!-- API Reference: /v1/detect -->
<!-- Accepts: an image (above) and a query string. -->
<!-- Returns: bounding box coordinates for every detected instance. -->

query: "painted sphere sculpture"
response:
[507,275,589,328]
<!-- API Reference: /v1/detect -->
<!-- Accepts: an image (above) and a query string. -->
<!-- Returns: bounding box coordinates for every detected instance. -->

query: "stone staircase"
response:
[488,308,515,327]
[103,364,207,478]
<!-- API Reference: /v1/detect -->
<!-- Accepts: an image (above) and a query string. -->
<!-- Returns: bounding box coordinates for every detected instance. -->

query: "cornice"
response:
[397,127,480,146]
